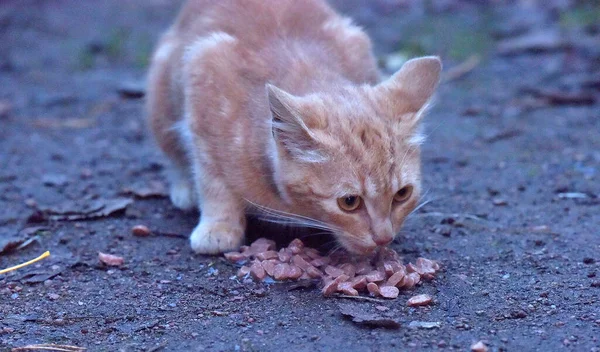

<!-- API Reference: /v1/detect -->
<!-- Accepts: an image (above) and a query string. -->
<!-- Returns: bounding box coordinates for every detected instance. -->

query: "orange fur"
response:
[147,0,441,255]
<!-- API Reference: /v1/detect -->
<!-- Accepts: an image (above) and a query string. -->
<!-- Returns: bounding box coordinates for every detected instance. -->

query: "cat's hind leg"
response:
[167,160,197,211]
[147,34,197,211]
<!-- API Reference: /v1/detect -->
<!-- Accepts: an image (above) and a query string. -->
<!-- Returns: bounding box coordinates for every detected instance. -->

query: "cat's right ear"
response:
[267,84,305,129]
[267,84,325,162]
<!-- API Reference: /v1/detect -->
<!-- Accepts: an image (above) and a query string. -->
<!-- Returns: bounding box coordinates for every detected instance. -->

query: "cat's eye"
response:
[337,195,362,212]
[393,185,413,203]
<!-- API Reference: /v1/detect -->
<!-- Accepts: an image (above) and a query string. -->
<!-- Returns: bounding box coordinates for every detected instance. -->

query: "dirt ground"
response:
[1,1,599,351]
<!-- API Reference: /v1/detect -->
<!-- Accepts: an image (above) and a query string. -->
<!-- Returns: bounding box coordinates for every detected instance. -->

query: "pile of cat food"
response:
[224,238,440,299]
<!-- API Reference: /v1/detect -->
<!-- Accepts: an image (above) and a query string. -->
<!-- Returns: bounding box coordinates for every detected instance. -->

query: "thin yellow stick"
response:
[0,251,50,274]
[12,346,84,352]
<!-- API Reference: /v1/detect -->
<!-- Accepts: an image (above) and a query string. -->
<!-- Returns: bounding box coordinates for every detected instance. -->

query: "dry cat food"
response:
[224,238,440,299]
[131,224,151,237]
[406,293,433,307]
[98,252,124,266]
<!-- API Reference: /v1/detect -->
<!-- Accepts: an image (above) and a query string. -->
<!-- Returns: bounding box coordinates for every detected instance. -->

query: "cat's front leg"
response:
[189,165,246,254]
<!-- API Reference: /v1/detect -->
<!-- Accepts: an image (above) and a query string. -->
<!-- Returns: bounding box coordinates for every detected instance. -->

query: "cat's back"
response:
[173,0,336,47]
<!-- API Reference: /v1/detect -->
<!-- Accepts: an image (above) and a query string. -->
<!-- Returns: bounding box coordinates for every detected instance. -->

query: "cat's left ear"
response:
[376,56,442,122]
[267,84,326,163]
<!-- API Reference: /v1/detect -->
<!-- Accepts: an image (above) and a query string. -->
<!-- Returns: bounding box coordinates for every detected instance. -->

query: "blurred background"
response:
[0,1,599,351]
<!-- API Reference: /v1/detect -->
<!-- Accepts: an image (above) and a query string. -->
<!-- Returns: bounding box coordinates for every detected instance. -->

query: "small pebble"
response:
[471,341,488,352]
[48,293,60,300]
[492,198,508,206]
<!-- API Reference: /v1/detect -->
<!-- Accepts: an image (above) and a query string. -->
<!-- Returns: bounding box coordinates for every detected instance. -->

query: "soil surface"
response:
[1,1,599,351]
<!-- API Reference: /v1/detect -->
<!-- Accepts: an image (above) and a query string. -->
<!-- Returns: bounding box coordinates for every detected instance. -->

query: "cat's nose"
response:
[371,221,394,246]
[373,235,393,246]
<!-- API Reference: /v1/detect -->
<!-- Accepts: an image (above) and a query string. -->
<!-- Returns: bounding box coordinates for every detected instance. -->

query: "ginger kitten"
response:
[147,0,441,255]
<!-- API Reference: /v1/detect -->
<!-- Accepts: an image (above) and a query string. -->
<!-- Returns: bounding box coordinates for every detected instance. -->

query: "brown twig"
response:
[330,294,387,303]
[414,211,494,224]
[146,343,168,352]
[442,55,481,82]
[153,231,187,239]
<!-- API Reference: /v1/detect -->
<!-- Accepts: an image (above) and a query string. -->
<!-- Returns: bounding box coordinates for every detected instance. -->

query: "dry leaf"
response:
[121,181,168,198]
[39,198,133,221]
[338,303,400,329]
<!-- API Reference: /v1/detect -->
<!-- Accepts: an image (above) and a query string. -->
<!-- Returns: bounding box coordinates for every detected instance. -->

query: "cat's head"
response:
[268,56,441,255]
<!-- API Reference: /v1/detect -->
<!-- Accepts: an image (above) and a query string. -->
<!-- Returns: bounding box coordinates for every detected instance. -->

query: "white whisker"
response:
[327,243,345,257]
[409,188,432,216]
[244,199,341,233]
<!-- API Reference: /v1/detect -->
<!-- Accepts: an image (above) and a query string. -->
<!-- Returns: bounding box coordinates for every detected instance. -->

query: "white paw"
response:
[189,220,244,254]
[169,181,197,210]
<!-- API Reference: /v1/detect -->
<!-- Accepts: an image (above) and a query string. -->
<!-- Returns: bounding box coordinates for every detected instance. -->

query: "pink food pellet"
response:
[380,286,399,299]
[407,294,433,307]
[366,282,381,296]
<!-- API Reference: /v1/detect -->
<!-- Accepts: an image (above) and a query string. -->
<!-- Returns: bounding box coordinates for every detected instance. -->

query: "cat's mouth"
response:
[336,235,378,256]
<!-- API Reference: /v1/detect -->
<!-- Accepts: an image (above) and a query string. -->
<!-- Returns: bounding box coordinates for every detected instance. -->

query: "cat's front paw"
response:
[169,181,197,211]
[189,220,245,254]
